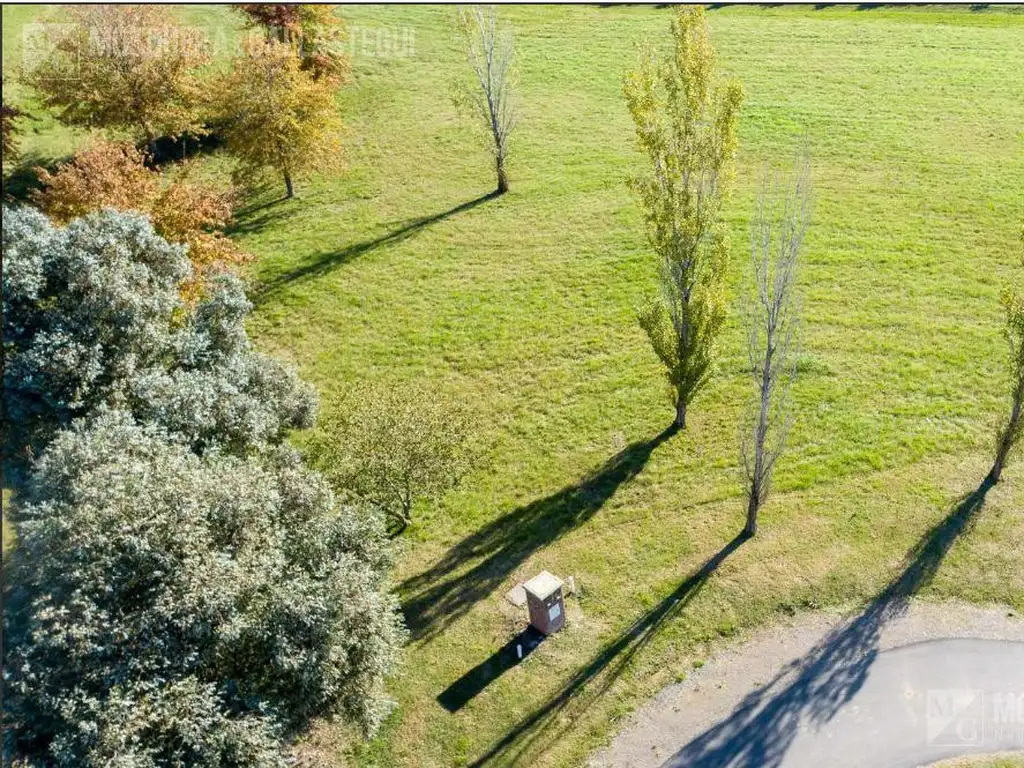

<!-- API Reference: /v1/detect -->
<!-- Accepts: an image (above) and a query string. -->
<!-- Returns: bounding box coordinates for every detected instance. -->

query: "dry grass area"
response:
[931,754,1024,768]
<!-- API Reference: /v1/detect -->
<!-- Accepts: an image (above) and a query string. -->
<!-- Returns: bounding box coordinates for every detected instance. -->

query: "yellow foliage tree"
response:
[989,217,1024,484]
[24,5,209,143]
[624,6,743,429]
[32,140,248,297]
[216,40,343,199]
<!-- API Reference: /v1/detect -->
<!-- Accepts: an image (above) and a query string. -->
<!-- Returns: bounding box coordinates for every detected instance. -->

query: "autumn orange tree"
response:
[216,39,343,199]
[32,140,248,295]
[24,5,209,143]
[235,4,350,84]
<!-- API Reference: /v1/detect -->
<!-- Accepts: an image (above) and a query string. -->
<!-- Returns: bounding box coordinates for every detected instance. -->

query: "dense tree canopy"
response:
[1,206,315,472]
[237,3,350,84]
[4,411,405,766]
[3,208,405,765]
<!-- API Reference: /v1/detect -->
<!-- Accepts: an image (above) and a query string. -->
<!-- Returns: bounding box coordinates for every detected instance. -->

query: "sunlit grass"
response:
[3,4,1024,767]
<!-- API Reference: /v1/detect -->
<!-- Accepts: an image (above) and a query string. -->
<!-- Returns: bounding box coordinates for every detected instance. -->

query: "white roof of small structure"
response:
[523,570,563,600]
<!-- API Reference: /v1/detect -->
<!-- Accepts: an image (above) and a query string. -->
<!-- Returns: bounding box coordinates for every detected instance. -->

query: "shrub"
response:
[309,382,478,534]
[4,411,405,765]
[32,139,249,293]
[2,206,313,471]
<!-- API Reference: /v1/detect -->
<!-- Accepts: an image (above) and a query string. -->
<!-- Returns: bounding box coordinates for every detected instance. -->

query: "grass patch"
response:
[4,4,1024,767]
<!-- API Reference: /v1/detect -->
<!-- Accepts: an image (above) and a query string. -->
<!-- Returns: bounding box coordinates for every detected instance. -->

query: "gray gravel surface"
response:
[590,602,1024,768]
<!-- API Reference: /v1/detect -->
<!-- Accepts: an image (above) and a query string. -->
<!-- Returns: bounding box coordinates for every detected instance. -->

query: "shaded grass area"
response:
[3,4,1024,768]
[401,425,679,643]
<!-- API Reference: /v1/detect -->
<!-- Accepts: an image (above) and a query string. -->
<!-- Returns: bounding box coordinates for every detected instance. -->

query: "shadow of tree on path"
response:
[253,192,499,303]
[400,425,679,644]
[466,532,751,768]
[660,476,994,768]
[463,478,991,767]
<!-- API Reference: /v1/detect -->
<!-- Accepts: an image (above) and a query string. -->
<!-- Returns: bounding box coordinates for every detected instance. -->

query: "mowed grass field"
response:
[4,5,1024,767]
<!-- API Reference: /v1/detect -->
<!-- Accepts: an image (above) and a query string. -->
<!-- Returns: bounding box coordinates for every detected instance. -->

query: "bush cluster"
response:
[2,208,404,766]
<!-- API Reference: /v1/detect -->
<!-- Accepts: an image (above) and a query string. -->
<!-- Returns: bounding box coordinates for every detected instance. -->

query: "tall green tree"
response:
[989,217,1024,484]
[216,39,343,199]
[625,6,743,429]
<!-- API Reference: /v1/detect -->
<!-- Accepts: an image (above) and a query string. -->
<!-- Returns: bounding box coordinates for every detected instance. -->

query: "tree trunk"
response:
[989,393,1022,485]
[675,396,687,429]
[388,516,408,538]
[284,171,294,199]
[496,156,509,195]
[744,491,759,537]
[988,452,1006,486]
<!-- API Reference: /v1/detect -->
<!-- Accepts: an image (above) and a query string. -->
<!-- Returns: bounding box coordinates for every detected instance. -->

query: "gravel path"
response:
[590,602,1024,768]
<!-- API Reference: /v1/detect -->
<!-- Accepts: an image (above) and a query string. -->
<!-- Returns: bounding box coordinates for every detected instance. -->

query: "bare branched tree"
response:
[988,217,1024,484]
[455,5,517,194]
[740,153,811,537]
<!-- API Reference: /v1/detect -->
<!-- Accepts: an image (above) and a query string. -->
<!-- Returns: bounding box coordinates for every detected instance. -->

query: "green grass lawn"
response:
[4,5,1024,768]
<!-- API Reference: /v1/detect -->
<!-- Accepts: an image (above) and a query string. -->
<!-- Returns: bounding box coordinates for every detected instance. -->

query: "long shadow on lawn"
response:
[253,191,499,303]
[465,478,991,767]
[659,476,994,768]
[466,532,751,768]
[401,424,679,643]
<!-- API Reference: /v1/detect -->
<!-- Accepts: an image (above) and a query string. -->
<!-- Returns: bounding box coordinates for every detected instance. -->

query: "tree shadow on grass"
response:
[464,478,992,767]
[252,191,499,304]
[1,151,67,203]
[227,196,294,237]
[660,476,994,768]
[465,532,751,768]
[400,424,680,644]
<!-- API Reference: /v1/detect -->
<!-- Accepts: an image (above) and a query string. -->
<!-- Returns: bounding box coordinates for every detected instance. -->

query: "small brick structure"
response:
[523,570,565,635]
